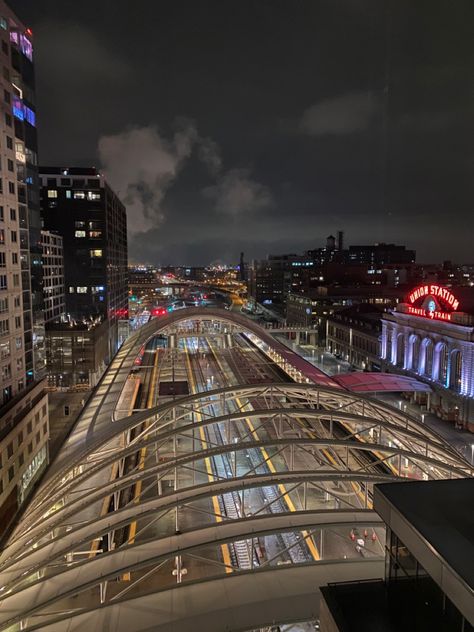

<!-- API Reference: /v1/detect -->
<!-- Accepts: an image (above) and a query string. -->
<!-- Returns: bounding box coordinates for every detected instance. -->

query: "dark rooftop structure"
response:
[376,479,474,594]
[320,479,474,632]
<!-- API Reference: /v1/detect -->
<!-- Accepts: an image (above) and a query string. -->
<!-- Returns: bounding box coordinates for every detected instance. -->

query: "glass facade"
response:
[385,529,473,632]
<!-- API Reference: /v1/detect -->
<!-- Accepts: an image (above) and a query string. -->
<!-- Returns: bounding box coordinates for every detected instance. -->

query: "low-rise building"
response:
[45,318,109,389]
[0,380,48,537]
[326,304,383,371]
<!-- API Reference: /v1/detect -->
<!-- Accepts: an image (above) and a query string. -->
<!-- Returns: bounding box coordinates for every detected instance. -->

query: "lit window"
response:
[20,34,33,62]
[90,249,102,258]
[73,191,85,200]
[89,231,102,238]
[47,190,57,198]
[24,105,35,126]
[87,191,101,201]
[75,230,86,238]
[76,286,87,293]
[66,190,72,199]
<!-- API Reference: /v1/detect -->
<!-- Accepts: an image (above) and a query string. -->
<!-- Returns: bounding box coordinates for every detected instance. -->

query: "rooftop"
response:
[375,479,474,592]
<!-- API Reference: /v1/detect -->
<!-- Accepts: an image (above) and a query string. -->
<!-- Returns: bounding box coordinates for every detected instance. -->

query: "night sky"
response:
[14,0,474,265]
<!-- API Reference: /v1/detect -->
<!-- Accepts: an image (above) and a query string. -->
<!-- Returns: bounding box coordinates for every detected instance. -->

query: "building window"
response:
[76,286,87,293]
[6,136,12,150]
[10,208,16,221]
[12,253,18,264]
[66,190,72,199]
[8,465,14,482]
[73,191,85,200]
[74,230,86,238]
[8,182,14,194]
[47,190,57,198]
[74,221,86,228]
[87,191,101,201]
[10,230,17,243]
[7,159,13,172]
[90,249,103,258]
[0,206,3,221]
[69,287,75,293]
[0,252,5,267]
[89,231,102,238]
[15,316,21,328]
[0,275,7,290]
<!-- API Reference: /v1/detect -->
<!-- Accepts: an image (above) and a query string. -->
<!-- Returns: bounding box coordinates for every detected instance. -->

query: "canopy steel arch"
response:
[23,391,463,519]
[0,510,384,632]
[16,404,458,527]
[0,468,398,585]
[1,309,471,632]
[27,381,462,510]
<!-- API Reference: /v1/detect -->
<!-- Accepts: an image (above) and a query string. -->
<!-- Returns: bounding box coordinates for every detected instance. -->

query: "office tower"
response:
[0,1,49,538]
[40,230,64,323]
[40,167,128,361]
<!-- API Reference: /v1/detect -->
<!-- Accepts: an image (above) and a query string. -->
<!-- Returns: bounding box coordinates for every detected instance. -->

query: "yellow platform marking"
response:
[185,345,233,572]
[123,348,159,580]
[208,338,320,561]
[89,376,141,559]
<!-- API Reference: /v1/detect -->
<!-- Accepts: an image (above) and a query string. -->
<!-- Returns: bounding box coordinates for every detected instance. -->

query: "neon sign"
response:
[406,284,460,321]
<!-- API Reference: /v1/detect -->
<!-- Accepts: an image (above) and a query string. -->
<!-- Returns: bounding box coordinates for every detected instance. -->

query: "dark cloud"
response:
[15,0,474,264]
[300,91,379,136]
[203,169,273,216]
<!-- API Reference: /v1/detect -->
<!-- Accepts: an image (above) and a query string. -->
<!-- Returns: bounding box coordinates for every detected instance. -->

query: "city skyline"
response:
[14,0,473,265]
[0,3,473,630]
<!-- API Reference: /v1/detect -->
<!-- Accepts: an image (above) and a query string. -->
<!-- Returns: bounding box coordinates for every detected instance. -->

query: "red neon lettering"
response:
[407,284,460,312]
[407,306,452,321]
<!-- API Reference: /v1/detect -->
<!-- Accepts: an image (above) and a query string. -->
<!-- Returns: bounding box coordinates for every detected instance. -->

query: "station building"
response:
[381,284,474,430]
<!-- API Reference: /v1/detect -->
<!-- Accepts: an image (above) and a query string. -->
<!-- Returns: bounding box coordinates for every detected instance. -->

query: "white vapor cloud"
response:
[98,122,197,233]
[203,168,273,216]
[300,91,378,136]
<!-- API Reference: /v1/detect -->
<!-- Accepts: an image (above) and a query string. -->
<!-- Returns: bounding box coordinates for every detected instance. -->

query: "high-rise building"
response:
[40,167,128,360]
[0,2,41,402]
[0,1,49,538]
[40,230,64,323]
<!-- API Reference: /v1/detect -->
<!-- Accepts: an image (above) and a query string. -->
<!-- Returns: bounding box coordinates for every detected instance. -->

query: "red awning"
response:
[331,372,432,393]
